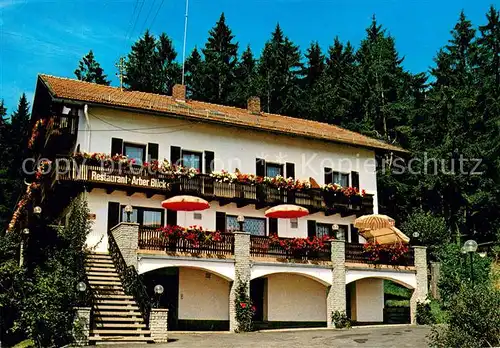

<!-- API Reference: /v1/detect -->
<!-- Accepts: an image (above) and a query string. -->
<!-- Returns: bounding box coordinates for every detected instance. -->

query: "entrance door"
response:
[250,278,266,322]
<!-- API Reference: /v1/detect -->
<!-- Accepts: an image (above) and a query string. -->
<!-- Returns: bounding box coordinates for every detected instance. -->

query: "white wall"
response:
[178,268,230,320]
[84,189,362,251]
[354,278,384,322]
[77,106,378,213]
[266,273,327,322]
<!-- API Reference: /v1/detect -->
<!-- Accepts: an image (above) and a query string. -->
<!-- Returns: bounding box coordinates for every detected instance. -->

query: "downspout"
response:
[84,104,91,152]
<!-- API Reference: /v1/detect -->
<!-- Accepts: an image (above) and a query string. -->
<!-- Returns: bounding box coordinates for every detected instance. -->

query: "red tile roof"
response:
[38,74,406,152]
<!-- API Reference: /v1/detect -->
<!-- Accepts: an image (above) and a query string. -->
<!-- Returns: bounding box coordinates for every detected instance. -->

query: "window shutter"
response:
[307,220,316,238]
[216,212,227,232]
[350,224,359,244]
[256,158,266,177]
[269,218,278,236]
[148,143,159,162]
[107,202,120,231]
[286,162,295,179]
[170,146,181,166]
[351,171,359,189]
[205,151,215,174]
[111,138,123,156]
[324,167,332,184]
[167,210,177,226]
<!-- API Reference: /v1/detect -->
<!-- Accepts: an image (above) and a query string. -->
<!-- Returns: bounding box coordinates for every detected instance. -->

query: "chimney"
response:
[247,96,261,114]
[172,84,186,102]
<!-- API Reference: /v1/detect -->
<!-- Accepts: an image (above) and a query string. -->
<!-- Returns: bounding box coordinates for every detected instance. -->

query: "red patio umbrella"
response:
[161,195,210,212]
[264,204,309,219]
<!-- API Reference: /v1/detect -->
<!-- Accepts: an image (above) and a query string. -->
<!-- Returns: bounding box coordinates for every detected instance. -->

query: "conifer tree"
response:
[125,31,181,94]
[303,42,325,88]
[232,45,258,108]
[185,47,205,100]
[202,13,239,104]
[257,24,303,115]
[74,50,110,85]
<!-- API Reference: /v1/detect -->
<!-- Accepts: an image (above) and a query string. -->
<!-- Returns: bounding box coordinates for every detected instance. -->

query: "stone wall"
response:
[410,246,428,324]
[327,240,346,328]
[73,307,91,346]
[229,231,250,332]
[150,308,169,343]
[110,222,139,268]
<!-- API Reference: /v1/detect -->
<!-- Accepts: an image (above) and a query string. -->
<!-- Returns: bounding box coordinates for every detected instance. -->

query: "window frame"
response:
[226,214,267,236]
[314,222,349,238]
[181,150,203,171]
[120,205,165,227]
[332,171,350,187]
[123,141,147,165]
[265,162,284,177]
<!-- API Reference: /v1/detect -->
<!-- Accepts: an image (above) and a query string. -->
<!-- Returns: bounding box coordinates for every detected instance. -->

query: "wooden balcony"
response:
[345,243,415,267]
[53,159,374,215]
[250,235,331,262]
[138,226,235,256]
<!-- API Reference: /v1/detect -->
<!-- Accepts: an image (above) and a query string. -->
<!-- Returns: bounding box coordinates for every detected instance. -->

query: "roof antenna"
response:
[181,0,189,86]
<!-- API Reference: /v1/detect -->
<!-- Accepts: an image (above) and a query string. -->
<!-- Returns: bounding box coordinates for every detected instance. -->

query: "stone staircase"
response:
[85,252,152,343]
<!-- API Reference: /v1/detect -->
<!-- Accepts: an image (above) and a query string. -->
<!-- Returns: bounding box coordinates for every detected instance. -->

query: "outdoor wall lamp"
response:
[237,215,245,232]
[154,284,164,308]
[124,204,133,222]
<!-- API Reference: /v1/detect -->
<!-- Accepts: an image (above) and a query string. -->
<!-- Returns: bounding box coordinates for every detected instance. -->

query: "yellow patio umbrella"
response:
[354,214,410,245]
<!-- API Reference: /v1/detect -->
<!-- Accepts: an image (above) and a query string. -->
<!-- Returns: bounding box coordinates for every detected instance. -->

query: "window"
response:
[227,215,266,236]
[316,223,332,238]
[124,142,146,165]
[290,218,298,229]
[120,205,164,227]
[333,171,349,187]
[266,163,283,177]
[182,150,202,171]
[314,223,348,239]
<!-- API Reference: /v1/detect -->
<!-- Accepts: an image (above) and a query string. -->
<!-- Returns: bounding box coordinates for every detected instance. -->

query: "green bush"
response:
[437,243,492,306]
[0,196,90,347]
[429,284,500,348]
[234,275,254,332]
[401,210,449,252]
[331,310,351,329]
[416,298,448,325]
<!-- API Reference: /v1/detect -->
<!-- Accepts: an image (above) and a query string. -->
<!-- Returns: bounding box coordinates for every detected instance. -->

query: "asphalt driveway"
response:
[94,325,431,348]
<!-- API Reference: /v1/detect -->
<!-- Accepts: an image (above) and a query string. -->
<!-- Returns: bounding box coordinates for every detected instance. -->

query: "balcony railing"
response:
[345,243,415,267]
[138,226,234,256]
[250,235,331,262]
[54,159,374,215]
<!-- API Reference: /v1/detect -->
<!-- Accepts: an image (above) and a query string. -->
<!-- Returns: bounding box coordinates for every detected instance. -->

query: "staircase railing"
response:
[108,232,151,326]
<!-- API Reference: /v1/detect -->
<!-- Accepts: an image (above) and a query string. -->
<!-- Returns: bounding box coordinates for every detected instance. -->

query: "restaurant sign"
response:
[90,170,169,189]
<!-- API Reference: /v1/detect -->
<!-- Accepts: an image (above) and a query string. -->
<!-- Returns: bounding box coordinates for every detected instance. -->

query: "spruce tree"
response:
[257,24,303,115]
[231,45,258,108]
[74,50,110,85]
[201,13,239,104]
[185,47,205,100]
[303,41,325,88]
[124,31,181,94]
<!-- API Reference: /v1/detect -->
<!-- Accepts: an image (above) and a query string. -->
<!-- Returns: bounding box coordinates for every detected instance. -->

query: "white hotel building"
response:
[23,75,427,340]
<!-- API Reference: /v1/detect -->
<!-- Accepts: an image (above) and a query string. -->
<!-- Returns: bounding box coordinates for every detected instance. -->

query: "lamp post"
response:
[412,231,420,245]
[76,281,87,305]
[19,228,30,267]
[124,204,133,223]
[154,284,164,308]
[33,206,42,215]
[332,224,343,240]
[237,215,245,232]
[463,239,478,284]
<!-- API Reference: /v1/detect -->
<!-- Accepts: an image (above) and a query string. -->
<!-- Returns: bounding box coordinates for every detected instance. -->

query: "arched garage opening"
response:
[251,272,328,330]
[346,277,414,325]
[142,266,231,331]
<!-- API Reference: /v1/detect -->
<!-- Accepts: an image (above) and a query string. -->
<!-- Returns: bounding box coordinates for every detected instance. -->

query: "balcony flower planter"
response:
[363,241,410,266]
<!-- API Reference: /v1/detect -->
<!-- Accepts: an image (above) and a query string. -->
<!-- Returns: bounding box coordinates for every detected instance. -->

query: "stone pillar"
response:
[73,307,91,346]
[150,308,169,343]
[410,246,428,324]
[430,262,441,300]
[327,240,346,328]
[110,222,139,268]
[229,231,251,332]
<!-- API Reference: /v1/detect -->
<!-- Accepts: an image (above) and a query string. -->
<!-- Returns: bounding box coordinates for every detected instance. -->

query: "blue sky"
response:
[0,0,495,113]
